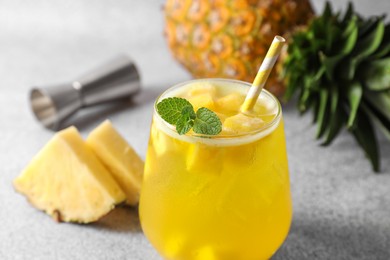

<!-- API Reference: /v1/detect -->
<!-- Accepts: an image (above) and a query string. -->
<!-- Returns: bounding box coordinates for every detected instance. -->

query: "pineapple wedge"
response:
[86,120,144,206]
[13,126,126,223]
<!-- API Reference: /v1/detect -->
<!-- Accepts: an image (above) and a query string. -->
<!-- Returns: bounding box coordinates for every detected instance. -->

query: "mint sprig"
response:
[176,106,195,135]
[193,108,222,135]
[156,97,222,135]
[156,97,192,124]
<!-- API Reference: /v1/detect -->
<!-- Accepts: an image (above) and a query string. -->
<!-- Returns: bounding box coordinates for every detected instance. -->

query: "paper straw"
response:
[241,36,286,112]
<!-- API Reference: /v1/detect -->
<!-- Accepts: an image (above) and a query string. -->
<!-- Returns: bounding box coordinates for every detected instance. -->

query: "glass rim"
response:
[153,78,282,140]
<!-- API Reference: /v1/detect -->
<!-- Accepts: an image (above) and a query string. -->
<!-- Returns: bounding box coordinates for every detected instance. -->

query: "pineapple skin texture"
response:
[13,126,126,223]
[86,120,144,206]
[164,0,314,97]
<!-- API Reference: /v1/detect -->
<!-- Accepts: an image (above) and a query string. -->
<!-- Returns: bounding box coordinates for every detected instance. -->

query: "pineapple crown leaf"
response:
[284,1,390,172]
[363,58,390,91]
[346,81,363,128]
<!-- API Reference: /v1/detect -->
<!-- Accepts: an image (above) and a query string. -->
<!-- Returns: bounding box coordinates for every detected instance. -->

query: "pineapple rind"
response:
[164,0,314,96]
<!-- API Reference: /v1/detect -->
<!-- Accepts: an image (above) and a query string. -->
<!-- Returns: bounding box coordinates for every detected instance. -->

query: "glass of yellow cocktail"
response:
[139,78,292,260]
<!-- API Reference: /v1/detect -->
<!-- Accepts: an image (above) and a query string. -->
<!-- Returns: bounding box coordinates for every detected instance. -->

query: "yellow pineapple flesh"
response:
[164,0,314,97]
[86,120,144,206]
[13,126,126,223]
[223,113,265,134]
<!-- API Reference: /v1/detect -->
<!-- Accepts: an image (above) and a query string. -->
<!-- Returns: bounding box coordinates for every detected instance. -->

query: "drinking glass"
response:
[139,79,292,260]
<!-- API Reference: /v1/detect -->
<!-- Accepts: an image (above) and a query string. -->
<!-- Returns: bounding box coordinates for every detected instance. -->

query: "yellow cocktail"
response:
[140,79,292,260]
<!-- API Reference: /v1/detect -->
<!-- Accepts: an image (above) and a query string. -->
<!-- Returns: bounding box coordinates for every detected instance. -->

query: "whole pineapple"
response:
[284,2,390,172]
[164,0,314,96]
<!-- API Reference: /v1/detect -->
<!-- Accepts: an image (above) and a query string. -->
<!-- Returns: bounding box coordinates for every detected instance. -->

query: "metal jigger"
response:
[30,54,141,130]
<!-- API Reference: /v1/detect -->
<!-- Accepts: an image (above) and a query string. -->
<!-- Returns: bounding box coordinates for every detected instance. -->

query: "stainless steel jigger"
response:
[30,55,141,130]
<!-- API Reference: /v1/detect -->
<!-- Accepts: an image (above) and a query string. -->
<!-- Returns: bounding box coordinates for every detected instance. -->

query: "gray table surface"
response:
[1,1,389,259]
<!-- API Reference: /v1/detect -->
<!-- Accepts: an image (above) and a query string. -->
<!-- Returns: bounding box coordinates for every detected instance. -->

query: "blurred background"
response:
[1,0,389,94]
[1,0,389,259]
[1,0,389,143]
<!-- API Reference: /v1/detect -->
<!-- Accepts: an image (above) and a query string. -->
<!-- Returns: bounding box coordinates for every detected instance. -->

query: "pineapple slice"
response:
[181,82,217,111]
[223,113,265,134]
[13,126,126,223]
[186,143,224,175]
[86,120,144,206]
[188,93,216,111]
[215,92,245,113]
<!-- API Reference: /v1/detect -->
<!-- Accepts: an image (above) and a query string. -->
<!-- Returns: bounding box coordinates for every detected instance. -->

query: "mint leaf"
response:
[193,107,222,135]
[176,105,196,135]
[176,115,194,135]
[156,97,193,124]
[181,105,196,120]
[156,98,222,136]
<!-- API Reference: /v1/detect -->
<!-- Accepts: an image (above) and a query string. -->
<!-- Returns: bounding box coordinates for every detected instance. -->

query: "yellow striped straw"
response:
[241,36,286,112]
